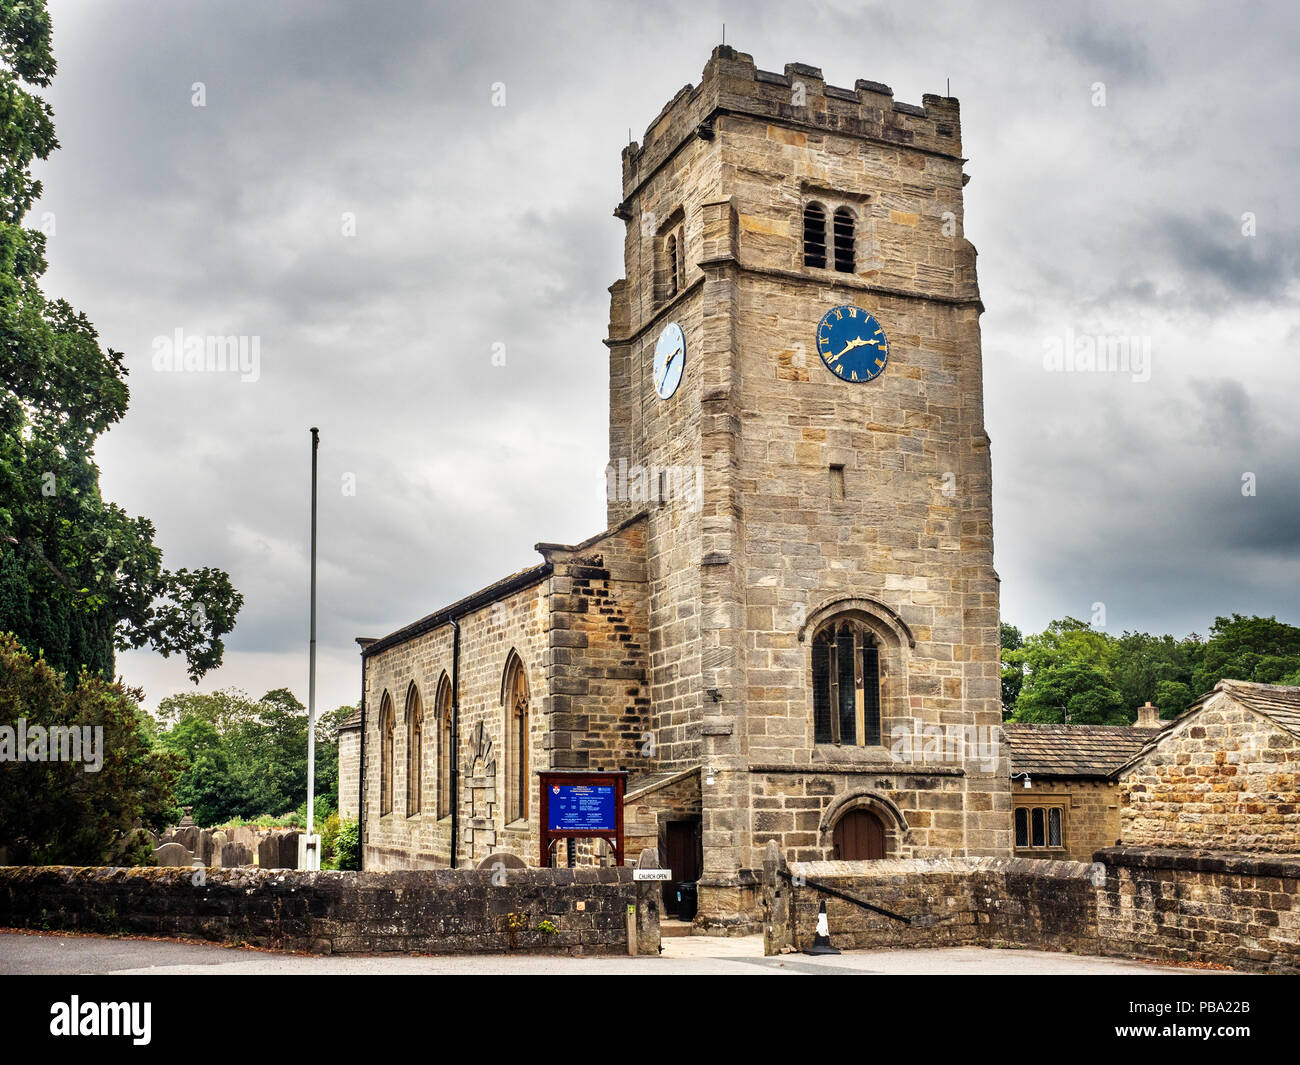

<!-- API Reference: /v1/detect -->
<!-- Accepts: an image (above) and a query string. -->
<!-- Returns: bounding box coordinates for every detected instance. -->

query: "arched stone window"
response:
[803,201,827,268]
[833,206,855,272]
[811,615,882,746]
[435,672,453,819]
[502,650,530,823]
[378,693,394,817]
[654,210,686,304]
[665,233,680,299]
[405,683,423,817]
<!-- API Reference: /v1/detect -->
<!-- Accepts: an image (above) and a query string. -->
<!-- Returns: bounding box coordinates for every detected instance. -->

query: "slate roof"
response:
[1210,679,1300,739]
[626,765,701,801]
[1003,723,1163,778]
[339,708,362,730]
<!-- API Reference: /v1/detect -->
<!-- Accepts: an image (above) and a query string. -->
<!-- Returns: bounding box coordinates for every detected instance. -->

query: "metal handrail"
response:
[779,868,912,924]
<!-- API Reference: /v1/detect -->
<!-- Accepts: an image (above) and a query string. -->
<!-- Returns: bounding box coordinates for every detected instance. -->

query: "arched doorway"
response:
[832,809,885,860]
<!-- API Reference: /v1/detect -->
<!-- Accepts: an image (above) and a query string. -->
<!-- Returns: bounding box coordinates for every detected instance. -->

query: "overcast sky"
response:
[34,0,1299,712]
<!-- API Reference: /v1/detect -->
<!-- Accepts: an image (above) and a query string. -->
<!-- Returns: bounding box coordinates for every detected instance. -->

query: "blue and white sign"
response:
[548,784,617,832]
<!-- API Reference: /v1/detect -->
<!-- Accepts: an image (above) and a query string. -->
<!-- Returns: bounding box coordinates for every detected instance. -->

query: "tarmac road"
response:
[0,930,1223,975]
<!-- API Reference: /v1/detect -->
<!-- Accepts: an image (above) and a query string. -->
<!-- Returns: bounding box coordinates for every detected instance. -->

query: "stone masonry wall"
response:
[362,576,551,870]
[0,866,659,957]
[338,724,360,820]
[538,517,652,775]
[1120,693,1300,852]
[1095,846,1300,973]
[770,856,1099,955]
[763,846,1299,972]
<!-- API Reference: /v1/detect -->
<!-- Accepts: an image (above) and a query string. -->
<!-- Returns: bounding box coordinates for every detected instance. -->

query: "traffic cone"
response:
[803,899,841,955]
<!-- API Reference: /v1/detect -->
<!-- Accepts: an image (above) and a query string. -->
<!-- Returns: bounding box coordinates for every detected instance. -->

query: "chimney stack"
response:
[1135,701,1160,728]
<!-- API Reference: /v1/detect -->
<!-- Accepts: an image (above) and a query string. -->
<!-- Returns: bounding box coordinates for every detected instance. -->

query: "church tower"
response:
[606,46,1009,928]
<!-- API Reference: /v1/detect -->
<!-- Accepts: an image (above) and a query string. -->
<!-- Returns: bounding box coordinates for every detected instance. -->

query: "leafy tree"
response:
[1000,622,1023,718]
[0,0,241,682]
[0,632,181,863]
[1109,630,1195,713]
[1008,619,1127,724]
[156,688,351,823]
[157,714,252,826]
[1194,614,1300,692]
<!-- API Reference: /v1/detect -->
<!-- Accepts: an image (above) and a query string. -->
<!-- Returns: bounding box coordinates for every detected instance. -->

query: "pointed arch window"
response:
[502,652,530,823]
[378,693,395,817]
[803,201,827,268]
[811,617,881,746]
[436,673,453,819]
[833,207,855,272]
[405,684,423,816]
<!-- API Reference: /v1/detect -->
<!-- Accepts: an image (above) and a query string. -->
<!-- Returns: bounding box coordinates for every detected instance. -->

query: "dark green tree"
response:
[0,632,181,863]
[1194,614,1300,692]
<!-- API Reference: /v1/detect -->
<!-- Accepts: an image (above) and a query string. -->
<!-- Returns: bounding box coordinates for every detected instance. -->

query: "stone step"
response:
[660,919,695,938]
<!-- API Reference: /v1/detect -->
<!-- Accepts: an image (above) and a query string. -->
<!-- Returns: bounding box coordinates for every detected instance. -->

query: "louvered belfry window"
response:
[803,201,827,268]
[812,617,881,746]
[833,207,855,272]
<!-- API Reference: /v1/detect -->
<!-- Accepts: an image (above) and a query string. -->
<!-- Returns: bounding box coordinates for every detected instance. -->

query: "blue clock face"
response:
[815,305,889,383]
[653,322,685,399]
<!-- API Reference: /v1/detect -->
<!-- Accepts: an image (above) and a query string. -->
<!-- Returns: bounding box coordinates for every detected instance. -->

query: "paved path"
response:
[0,931,1217,975]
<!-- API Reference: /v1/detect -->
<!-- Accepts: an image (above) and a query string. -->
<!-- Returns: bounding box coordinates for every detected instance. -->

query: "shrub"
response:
[333,818,360,870]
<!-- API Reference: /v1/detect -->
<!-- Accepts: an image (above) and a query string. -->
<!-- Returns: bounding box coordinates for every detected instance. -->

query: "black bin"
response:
[675,881,698,921]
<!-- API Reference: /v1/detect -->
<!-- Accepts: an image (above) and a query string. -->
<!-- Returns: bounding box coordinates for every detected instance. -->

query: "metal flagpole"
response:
[307,426,319,867]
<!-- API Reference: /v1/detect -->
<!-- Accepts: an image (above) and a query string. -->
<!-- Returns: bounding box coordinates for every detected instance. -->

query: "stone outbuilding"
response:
[1003,707,1163,863]
[1117,680,1300,852]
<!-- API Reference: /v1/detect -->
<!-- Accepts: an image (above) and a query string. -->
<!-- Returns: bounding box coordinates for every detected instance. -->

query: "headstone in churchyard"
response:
[153,842,192,867]
[206,831,228,866]
[278,831,302,870]
[172,824,200,856]
[221,841,252,867]
[257,835,279,868]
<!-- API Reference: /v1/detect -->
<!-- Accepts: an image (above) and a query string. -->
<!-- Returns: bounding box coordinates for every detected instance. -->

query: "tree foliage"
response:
[0,0,241,682]
[0,632,181,864]
[1002,614,1300,724]
[157,688,352,825]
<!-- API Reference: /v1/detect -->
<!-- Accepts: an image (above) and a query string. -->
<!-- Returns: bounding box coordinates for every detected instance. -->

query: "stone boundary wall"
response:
[0,866,660,957]
[1095,846,1299,974]
[763,844,1299,972]
[765,854,1098,956]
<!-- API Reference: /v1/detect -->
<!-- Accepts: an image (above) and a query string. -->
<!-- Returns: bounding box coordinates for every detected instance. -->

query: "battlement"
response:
[620,45,963,198]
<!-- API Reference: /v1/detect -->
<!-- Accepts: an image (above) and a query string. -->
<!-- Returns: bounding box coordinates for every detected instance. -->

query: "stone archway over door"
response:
[833,809,885,860]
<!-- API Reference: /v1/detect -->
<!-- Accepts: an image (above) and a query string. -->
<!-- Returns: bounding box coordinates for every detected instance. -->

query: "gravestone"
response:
[172,825,200,856]
[476,852,526,871]
[153,842,192,867]
[257,835,279,868]
[221,841,252,867]
[206,831,228,866]
[278,832,302,870]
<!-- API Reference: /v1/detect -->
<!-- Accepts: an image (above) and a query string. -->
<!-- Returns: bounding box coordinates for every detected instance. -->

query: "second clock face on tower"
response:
[816,305,889,383]
[653,322,685,400]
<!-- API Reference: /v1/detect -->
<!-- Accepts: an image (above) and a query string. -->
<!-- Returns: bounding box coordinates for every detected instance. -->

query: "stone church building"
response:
[340,45,1010,929]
